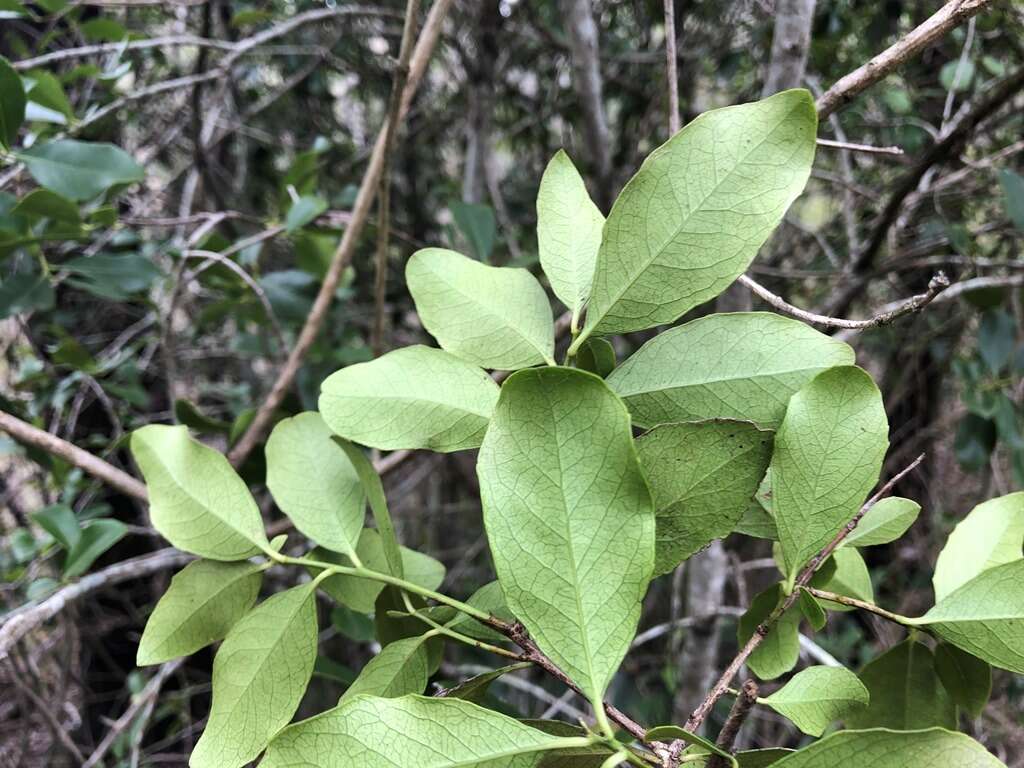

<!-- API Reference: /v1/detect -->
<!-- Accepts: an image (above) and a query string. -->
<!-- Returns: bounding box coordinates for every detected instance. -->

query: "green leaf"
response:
[846,639,956,730]
[450,200,497,262]
[771,366,888,586]
[999,169,1024,231]
[940,59,976,92]
[737,584,800,680]
[136,559,263,665]
[63,518,126,578]
[131,424,269,560]
[319,346,499,452]
[842,497,919,548]
[911,559,1024,674]
[24,70,73,122]
[442,662,532,703]
[635,420,773,575]
[536,149,604,316]
[191,582,319,768]
[770,728,1004,767]
[32,504,80,550]
[606,313,853,429]
[335,440,403,578]
[978,309,1016,374]
[406,248,555,369]
[477,367,654,703]
[932,492,1023,602]
[933,642,991,718]
[173,398,230,434]
[262,695,581,768]
[16,139,144,201]
[0,271,54,318]
[11,188,80,224]
[574,89,816,344]
[797,587,826,631]
[0,55,25,150]
[575,337,616,378]
[340,635,430,703]
[285,194,327,232]
[954,413,997,471]
[63,253,162,299]
[761,666,869,736]
[811,548,874,613]
[266,412,364,557]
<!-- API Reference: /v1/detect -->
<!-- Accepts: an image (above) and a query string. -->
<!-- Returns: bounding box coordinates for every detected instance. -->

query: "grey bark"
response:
[761,0,816,97]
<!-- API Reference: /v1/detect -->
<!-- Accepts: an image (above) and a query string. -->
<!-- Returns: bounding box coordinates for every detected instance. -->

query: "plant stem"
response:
[398,590,521,659]
[804,587,913,625]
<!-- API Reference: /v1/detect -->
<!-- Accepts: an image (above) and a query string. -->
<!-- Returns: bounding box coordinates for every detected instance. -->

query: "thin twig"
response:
[804,588,912,625]
[816,138,903,156]
[663,0,680,135]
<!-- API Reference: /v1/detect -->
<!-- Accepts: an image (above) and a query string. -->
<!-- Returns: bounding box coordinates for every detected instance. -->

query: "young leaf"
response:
[284,194,326,232]
[335,440,403,578]
[32,504,80,550]
[136,559,263,665]
[934,642,991,718]
[0,55,26,150]
[575,337,616,378]
[635,420,773,574]
[319,345,499,452]
[932,491,1023,602]
[761,666,869,736]
[191,582,318,768]
[842,497,920,548]
[406,248,555,369]
[16,139,145,201]
[606,313,853,429]
[769,728,1004,767]
[62,518,126,578]
[477,367,655,703]
[846,638,956,730]
[266,412,364,557]
[131,424,269,560]
[770,366,888,586]
[911,559,1024,674]
[797,587,827,631]
[573,89,816,346]
[536,149,604,317]
[811,548,874,613]
[339,635,430,703]
[737,584,800,680]
[441,662,532,704]
[261,695,582,768]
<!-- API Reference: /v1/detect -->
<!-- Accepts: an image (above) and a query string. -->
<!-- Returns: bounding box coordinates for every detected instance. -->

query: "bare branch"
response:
[663,0,680,135]
[816,138,904,156]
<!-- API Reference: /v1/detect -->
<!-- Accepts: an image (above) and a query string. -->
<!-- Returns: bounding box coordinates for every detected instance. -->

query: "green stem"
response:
[804,587,913,625]
[398,590,520,659]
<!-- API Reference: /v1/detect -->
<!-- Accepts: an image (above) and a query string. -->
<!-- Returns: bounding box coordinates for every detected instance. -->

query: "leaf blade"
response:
[761,666,868,736]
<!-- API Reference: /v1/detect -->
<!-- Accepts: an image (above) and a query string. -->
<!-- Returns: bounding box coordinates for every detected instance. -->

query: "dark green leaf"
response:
[450,200,496,262]
[11,188,79,224]
[285,194,327,232]
[934,642,991,718]
[0,55,25,150]
[32,504,80,550]
[999,169,1024,231]
[63,518,126,578]
[16,139,145,201]
[0,271,54,319]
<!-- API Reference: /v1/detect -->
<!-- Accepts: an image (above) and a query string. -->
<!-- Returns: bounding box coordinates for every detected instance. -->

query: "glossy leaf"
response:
[0,55,25,150]
[406,247,555,369]
[575,90,816,343]
[932,491,1023,602]
[771,366,888,586]
[191,583,318,768]
[319,345,499,452]
[842,497,919,548]
[737,584,800,680]
[934,642,991,718]
[912,559,1024,674]
[131,424,269,560]
[261,695,581,768]
[11,188,80,224]
[536,149,604,316]
[136,559,263,665]
[16,139,144,201]
[606,313,853,429]
[761,666,868,736]
[635,420,772,574]
[63,518,126,578]
[771,728,1004,767]
[266,412,364,557]
[846,639,956,730]
[339,636,430,703]
[477,367,655,703]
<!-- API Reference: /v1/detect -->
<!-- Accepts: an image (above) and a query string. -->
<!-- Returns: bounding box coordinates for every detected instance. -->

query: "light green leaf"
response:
[0,55,25,150]
[340,635,430,703]
[606,313,853,430]
[635,420,773,575]
[911,559,1024,674]
[442,662,532,704]
[770,728,1004,768]
[16,139,144,201]
[284,194,326,232]
[11,188,80,224]
[319,346,499,452]
[477,367,654,703]
[62,518,126,578]
[761,666,868,736]
[842,497,920,548]
[32,504,80,551]
[136,559,263,665]
[266,412,364,557]
[846,638,955,730]
[191,582,318,768]
[335,441,403,578]
[406,248,555,369]
[737,584,800,680]
[575,337,616,379]
[771,366,888,586]
[811,548,873,613]
[131,424,269,560]
[934,642,991,718]
[24,70,73,121]
[932,491,1023,602]
[573,89,816,345]
[536,149,604,316]
[450,200,496,262]
[262,695,583,768]
[316,528,444,613]
[797,587,826,631]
